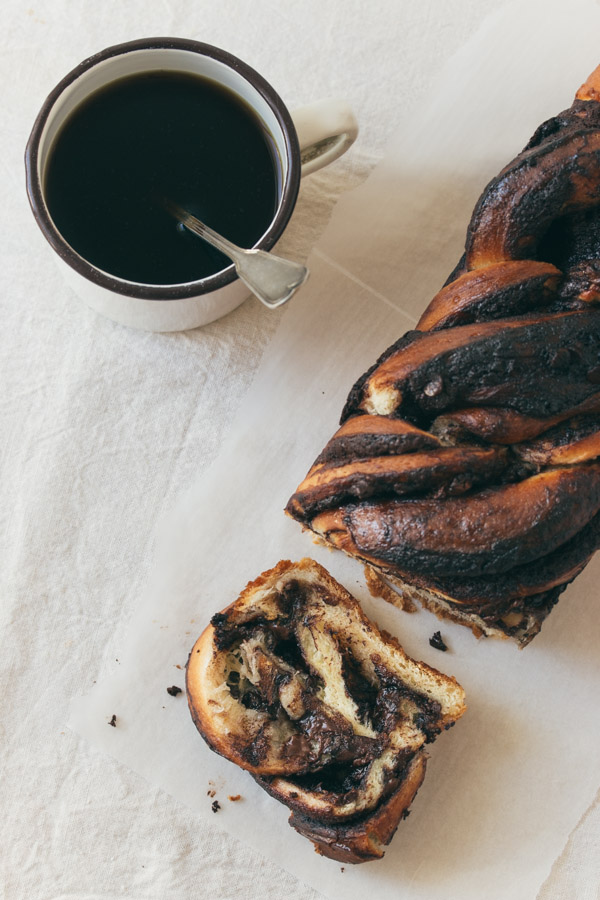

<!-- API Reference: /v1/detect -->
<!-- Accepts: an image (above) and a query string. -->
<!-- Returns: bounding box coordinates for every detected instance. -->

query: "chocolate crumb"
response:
[207,789,216,798]
[340,867,345,873]
[211,800,221,813]
[228,794,242,802]
[108,714,117,727]
[175,664,182,670]
[429,631,448,652]
[166,685,183,696]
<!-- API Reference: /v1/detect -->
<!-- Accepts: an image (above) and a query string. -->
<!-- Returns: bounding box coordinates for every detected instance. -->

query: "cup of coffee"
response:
[25,37,358,332]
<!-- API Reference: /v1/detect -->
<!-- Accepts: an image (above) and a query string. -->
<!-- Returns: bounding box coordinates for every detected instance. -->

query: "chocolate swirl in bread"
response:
[286,67,600,646]
[186,559,465,863]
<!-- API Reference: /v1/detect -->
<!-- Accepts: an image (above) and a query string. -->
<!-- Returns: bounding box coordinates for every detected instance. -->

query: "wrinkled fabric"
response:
[2,1,598,899]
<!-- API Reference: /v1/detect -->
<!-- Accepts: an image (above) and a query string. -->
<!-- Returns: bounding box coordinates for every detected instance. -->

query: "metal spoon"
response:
[166,202,309,308]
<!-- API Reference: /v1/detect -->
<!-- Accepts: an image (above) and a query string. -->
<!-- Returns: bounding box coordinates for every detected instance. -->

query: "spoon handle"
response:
[180,213,241,259]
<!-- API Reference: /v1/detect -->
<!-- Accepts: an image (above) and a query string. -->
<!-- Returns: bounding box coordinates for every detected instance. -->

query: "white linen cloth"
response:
[2,1,599,898]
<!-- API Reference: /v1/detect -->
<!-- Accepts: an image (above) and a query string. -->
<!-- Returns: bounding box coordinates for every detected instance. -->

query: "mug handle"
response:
[290,99,358,176]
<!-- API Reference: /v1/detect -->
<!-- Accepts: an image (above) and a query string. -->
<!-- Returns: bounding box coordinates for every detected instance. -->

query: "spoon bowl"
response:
[167,202,309,308]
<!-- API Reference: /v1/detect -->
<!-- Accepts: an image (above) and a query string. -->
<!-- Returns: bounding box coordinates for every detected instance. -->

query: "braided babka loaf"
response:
[186,559,465,863]
[286,67,600,647]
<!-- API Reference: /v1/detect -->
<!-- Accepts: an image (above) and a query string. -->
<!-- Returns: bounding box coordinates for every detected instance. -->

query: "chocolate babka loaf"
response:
[186,559,465,863]
[286,67,600,646]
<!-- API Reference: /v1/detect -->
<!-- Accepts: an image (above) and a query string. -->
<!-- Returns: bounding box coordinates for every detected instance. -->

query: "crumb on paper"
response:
[211,800,221,813]
[340,867,345,873]
[429,630,448,652]
[207,789,216,798]
[108,714,117,727]
[174,664,183,670]
[166,685,182,696]
[228,794,242,802]
[364,565,417,612]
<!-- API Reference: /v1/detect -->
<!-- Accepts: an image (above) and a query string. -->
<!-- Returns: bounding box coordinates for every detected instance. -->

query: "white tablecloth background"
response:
[2,1,598,898]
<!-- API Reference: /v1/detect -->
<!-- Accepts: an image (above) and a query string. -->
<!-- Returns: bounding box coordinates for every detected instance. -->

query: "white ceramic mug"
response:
[25,37,358,332]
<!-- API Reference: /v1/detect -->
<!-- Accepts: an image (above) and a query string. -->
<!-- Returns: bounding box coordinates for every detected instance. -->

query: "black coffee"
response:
[44,71,281,284]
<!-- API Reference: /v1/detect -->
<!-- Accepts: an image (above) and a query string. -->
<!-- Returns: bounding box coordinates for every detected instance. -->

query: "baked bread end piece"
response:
[187,558,465,863]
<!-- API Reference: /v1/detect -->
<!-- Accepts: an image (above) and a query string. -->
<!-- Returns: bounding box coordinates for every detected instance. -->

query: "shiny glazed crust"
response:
[286,67,600,646]
[186,559,465,862]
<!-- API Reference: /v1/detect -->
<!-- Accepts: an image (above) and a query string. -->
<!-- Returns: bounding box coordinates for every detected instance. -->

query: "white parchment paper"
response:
[70,2,600,898]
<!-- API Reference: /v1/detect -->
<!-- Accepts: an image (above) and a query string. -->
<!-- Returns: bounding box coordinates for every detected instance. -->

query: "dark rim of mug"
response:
[24,37,302,301]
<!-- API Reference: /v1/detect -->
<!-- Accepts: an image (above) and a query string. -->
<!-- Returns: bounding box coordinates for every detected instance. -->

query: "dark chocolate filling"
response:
[211,580,440,788]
